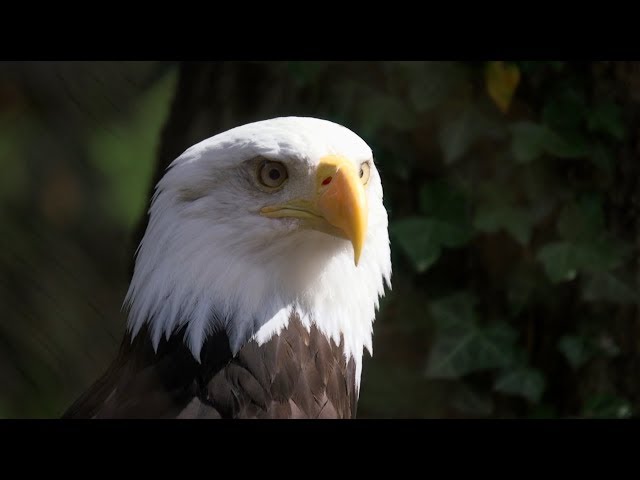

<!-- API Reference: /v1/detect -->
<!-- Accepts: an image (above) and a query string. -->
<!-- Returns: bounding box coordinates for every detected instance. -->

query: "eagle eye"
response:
[258,160,288,189]
[359,161,371,185]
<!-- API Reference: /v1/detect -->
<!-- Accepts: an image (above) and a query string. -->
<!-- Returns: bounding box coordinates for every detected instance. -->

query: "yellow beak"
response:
[260,155,368,266]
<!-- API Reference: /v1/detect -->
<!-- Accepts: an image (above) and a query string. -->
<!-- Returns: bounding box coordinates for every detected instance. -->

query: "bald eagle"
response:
[64,117,392,419]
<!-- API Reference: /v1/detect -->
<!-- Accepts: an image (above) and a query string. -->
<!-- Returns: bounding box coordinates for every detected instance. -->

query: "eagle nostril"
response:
[321,176,333,186]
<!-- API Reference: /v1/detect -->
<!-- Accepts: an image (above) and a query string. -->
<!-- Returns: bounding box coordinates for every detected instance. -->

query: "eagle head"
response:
[125,117,392,387]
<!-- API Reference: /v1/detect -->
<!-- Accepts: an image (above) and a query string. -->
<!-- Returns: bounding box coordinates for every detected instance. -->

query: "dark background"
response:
[0,61,638,418]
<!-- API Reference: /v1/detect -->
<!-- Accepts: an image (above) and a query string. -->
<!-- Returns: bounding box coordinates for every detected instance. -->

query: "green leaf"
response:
[391,218,442,272]
[450,384,494,417]
[536,242,581,283]
[511,122,553,163]
[537,239,626,284]
[557,335,595,369]
[438,109,477,164]
[587,101,625,140]
[510,122,588,164]
[494,367,546,403]
[582,271,638,304]
[583,394,633,419]
[391,217,472,273]
[393,183,473,273]
[584,237,631,272]
[427,221,471,248]
[429,291,478,328]
[473,204,535,245]
[439,106,504,164]
[426,320,519,379]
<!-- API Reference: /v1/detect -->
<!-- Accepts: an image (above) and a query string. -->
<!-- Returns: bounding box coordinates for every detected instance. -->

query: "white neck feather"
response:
[123,117,392,390]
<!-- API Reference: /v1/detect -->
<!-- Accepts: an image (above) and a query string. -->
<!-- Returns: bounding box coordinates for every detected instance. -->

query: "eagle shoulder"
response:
[63,315,358,419]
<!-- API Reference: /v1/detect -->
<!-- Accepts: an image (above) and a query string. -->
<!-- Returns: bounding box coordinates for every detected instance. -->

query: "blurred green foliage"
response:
[355,61,639,418]
[88,70,176,229]
[1,61,639,418]
[0,62,174,416]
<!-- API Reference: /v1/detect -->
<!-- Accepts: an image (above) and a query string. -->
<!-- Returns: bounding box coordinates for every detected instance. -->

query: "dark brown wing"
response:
[63,315,358,419]
[62,323,219,418]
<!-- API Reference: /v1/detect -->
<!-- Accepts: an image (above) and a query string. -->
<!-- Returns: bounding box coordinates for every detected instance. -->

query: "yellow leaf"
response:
[486,61,520,114]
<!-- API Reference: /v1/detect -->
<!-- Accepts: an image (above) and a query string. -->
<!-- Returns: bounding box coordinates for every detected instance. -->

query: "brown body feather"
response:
[63,315,358,419]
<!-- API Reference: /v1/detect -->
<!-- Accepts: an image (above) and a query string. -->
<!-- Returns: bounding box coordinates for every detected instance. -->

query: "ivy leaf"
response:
[426,320,518,379]
[485,61,520,114]
[511,122,554,163]
[494,367,546,403]
[583,394,633,419]
[429,291,478,328]
[438,108,478,164]
[583,237,632,272]
[391,218,441,273]
[510,122,588,164]
[393,181,473,273]
[582,271,638,304]
[557,335,595,369]
[450,384,494,417]
[427,290,528,384]
[392,217,472,273]
[473,204,535,245]
[439,106,504,164]
[537,239,626,284]
[536,242,581,283]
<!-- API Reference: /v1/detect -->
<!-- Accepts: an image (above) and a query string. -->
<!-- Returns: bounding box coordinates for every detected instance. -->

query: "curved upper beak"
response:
[260,155,368,266]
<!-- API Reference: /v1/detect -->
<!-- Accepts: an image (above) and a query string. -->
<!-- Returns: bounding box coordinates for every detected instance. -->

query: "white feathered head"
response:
[125,117,392,385]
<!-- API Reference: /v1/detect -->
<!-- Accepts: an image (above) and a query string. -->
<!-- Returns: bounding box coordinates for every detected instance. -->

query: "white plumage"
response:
[124,117,392,389]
